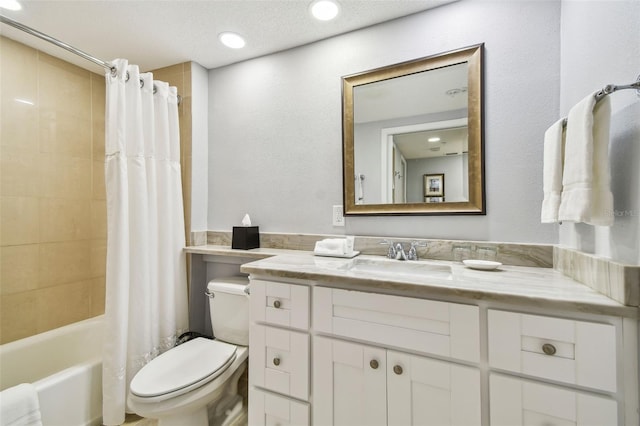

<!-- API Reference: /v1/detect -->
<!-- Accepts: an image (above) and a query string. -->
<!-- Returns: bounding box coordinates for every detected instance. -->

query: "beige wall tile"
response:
[90,239,106,278]
[39,198,91,243]
[91,75,106,159]
[0,291,38,344]
[36,280,92,332]
[0,38,107,342]
[38,53,92,159]
[92,160,106,200]
[0,37,38,100]
[38,240,91,287]
[0,244,39,295]
[0,196,39,246]
[91,200,107,239]
[39,154,92,199]
[0,37,39,154]
[1,101,39,154]
[0,146,41,197]
[90,276,105,317]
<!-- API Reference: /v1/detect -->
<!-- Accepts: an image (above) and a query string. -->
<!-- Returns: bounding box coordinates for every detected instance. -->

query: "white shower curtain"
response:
[102,59,188,425]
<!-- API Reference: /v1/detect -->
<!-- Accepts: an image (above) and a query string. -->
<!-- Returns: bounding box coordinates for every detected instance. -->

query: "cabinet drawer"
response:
[250,279,309,330]
[249,387,309,426]
[488,310,617,392]
[490,374,617,426]
[314,287,480,363]
[249,324,309,400]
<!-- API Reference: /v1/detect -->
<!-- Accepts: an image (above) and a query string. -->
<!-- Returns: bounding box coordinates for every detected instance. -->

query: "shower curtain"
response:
[102,59,188,425]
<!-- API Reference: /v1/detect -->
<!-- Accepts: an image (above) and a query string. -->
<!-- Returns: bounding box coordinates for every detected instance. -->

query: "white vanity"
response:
[239,254,639,426]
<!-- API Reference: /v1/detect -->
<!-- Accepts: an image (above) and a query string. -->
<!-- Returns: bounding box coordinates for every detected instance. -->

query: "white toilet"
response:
[127,276,250,426]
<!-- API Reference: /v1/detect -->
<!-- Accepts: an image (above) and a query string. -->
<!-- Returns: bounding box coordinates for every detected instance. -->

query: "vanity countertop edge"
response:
[185,245,639,318]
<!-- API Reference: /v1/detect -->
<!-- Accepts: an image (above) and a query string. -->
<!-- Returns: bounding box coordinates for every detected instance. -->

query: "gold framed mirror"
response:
[343,44,484,215]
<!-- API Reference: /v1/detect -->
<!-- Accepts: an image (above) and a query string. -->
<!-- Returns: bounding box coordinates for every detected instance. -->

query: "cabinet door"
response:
[249,387,309,426]
[387,350,481,425]
[490,374,618,426]
[250,324,309,400]
[313,336,387,426]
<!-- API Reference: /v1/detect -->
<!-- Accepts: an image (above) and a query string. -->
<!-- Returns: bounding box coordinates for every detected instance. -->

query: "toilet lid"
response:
[130,337,237,398]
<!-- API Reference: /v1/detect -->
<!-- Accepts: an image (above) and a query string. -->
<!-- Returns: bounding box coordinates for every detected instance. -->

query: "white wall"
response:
[559,0,640,264]
[191,62,209,232]
[207,0,561,243]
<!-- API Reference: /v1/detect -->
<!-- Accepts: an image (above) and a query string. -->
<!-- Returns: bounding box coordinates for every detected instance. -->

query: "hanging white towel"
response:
[558,92,614,226]
[541,118,565,223]
[0,383,43,426]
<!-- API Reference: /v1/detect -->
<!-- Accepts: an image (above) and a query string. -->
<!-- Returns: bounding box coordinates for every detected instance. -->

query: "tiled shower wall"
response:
[0,37,193,344]
[0,37,107,344]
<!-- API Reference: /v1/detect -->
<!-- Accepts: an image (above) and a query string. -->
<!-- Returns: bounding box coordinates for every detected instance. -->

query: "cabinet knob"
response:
[273,357,281,366]
[273,300,281,309]
[542,343,556,356]
[393,365,403,375]
[370,359,379,369]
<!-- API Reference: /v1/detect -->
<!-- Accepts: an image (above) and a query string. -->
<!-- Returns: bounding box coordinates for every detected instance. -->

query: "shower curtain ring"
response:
[125,71,130,82]
[109,66,117,78]
[139,78,144,89]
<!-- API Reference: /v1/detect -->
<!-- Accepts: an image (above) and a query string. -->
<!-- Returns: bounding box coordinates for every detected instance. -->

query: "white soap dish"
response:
[462,259,502,270]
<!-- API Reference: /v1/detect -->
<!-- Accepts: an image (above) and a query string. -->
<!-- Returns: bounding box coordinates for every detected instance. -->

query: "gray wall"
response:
[208,0,562,243]
[558,1,640,264]
[191,62,209,232]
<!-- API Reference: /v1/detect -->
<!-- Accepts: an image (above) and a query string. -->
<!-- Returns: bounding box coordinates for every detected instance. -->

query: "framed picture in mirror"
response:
[424,173,444,200]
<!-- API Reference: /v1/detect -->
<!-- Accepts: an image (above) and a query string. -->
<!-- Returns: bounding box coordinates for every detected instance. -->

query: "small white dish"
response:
[462,259,502,270]
[314,250,360,259]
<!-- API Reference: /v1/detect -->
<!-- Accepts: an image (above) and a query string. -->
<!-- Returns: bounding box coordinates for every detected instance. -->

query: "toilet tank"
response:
[207,277,250,346]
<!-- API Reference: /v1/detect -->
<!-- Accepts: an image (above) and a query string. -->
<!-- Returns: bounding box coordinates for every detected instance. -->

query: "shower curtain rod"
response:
[0,14,183,103]
[0,14,117,75]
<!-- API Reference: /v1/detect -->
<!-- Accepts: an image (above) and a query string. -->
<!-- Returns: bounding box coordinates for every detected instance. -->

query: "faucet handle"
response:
[408,241,427,260]
[379,239,396,259]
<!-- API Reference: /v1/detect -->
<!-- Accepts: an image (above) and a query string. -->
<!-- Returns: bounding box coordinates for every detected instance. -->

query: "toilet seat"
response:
[130,337,237,401]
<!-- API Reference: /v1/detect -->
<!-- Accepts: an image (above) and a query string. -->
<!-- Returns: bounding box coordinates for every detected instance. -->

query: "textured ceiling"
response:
[0,0,455,73]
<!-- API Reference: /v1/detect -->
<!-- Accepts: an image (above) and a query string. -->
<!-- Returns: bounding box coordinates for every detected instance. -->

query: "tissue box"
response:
[232,226,260,250]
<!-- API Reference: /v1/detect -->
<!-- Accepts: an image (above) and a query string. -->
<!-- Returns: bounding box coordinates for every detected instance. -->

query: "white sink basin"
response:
[340,258,452,279]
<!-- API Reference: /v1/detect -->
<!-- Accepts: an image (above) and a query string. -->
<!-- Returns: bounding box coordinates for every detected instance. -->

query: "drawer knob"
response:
[273,300,281,309]
[273,357,281,366]
[393,365,403,375]
[370,359,379,369]
[542,343,557,356]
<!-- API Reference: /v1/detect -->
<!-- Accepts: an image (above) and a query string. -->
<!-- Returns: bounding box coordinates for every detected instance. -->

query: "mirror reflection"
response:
[343,44,484,215]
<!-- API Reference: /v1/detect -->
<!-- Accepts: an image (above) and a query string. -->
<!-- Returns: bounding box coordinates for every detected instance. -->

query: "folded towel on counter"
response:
[314,237,355,255]
[0,383,43,426]
[558,92,613,226]
[541,118,566,223]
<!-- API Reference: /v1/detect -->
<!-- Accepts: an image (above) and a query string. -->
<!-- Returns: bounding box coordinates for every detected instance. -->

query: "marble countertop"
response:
[185,245,638,318]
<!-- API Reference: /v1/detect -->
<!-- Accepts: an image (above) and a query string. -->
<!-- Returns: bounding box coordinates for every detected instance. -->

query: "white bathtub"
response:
[0,316,104,426]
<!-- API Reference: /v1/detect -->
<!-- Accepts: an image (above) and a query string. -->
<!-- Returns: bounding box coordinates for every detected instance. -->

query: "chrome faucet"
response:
[380,240,427,261]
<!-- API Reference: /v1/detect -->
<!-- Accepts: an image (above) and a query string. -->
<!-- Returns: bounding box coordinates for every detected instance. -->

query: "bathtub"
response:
[0,315,104,426]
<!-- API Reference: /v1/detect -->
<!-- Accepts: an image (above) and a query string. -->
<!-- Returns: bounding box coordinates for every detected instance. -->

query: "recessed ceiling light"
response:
[0,0,22,10]
[218,32,246,49]
[428,137,441,143]
[310,0,340,21]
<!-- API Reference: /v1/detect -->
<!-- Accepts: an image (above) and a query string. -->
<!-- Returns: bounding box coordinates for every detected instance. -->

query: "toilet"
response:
[127,276,250,426]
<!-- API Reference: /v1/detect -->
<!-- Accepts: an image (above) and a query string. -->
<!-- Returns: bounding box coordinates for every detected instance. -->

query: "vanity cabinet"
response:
[313,336,481,426]
[249,279,311,425]
[247,276,636,426]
